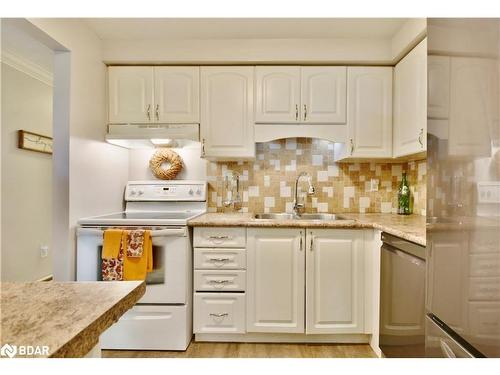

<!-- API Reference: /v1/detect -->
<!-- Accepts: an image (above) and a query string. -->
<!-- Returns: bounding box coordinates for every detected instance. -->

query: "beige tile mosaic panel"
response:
[207,138,426,215]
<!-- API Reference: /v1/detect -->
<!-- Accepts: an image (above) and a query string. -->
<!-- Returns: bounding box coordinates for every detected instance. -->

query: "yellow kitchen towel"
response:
[123,230,153,280]
[102,229,124,259]
[102,229,126,281]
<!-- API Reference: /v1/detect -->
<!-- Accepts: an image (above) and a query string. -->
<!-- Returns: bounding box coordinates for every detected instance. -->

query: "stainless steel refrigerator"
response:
[426,18,500,358]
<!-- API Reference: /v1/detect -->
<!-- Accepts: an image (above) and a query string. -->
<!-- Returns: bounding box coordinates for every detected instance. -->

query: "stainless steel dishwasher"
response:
[379,232,426,358]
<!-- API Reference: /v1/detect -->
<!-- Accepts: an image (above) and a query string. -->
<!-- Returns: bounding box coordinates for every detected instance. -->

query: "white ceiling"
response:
[86,18,408,41]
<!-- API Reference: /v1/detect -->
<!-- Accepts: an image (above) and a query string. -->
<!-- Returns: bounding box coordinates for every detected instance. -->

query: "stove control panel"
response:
[125,181,207,201]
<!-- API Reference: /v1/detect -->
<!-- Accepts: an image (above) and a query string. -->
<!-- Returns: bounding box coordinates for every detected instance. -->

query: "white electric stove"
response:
[76,180,207,351]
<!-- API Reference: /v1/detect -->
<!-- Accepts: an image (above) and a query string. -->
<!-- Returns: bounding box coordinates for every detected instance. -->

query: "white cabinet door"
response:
[255,66,301,123]
[108,67,154,124]
[393,38,427,157]
[306,229,365,334]
[154,67,199,123]
[301,66,347,124]
[448,57,496,158]
[428,56,450,119]
[346,67,393,158]
[247,228,305,333]
[426,232,469,335]
[201,67,255,159]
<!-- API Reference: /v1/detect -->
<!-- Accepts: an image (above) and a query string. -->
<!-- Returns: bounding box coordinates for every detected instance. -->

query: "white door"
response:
[154,67,200,123]
[301,66,347,124]
[428,56,450,119]
[448,57,497,157]
[393,38,427,157]
[247,228,305,333]
[108,66,154,124]
[255,66,301,123]
[201,66,255,159]
[306,229,365,334]
[347,67,393,158]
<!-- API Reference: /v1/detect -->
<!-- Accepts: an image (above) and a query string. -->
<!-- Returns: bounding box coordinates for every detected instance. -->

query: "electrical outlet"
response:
[40,245,49,258]
[370,179,379,192]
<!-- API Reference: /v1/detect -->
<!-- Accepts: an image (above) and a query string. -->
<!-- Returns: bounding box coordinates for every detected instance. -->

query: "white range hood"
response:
[105,124,200,149]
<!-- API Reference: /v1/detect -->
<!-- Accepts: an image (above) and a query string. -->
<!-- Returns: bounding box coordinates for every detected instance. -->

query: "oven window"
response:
[96,245,165,285]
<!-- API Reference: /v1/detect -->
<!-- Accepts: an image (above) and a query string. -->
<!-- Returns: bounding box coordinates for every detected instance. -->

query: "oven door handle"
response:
[77,227,186,237]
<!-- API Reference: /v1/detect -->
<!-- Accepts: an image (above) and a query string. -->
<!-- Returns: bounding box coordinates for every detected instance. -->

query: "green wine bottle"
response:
[398,172,411,215]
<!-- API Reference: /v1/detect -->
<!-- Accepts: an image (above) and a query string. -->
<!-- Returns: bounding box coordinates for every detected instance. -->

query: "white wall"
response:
[1,63,53,281]
[128,144,207,181]
[26,19,130,280]
[102,38,393,65]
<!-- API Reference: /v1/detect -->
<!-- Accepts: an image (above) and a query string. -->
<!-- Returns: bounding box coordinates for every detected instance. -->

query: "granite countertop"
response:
[0,281,145,358]
[188,212,426,246]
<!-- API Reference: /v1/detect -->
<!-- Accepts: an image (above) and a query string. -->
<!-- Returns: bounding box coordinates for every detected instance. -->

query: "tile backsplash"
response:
[207,138,426,215]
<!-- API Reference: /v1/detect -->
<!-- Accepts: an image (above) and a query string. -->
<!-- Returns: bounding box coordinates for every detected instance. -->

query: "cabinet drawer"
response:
[194,270,246,292]
[469,277,500,301]
[194,227,246,248]
[469,302,500,340]
[194,248,246,269]
[470,254,500,277]
[194,293,246,333]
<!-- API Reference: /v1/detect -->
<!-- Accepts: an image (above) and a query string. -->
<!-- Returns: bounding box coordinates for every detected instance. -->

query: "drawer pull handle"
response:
[208,235,230,240]
[209,279,231,284]
[209,258,230,262]
[209,313,228,318]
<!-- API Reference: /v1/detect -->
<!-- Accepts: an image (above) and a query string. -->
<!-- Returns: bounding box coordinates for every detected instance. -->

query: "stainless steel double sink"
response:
[254,213,344,221]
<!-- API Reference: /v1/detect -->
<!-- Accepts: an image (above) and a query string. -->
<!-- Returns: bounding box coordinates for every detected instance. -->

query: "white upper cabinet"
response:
[255,66,301,123]
[246,228,305,333]
[108,67,154,124]
[306,229,365,334]
[448,57,496,158]
[154,67,200,123]
[108,66,199,124]
[200,67,255,160]
[427,56,450,119]
[393,38,427,158]
[342,67,393,159]
[301,67,347,124]
[255,66,347,124]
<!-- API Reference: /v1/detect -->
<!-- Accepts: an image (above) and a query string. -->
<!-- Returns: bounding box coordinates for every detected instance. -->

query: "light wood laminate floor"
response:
[103,342,376,358]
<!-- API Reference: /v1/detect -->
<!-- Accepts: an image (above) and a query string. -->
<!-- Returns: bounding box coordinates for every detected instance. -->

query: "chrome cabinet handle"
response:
[418,128,424,147]
[209,313,228,318]
[350,138,354,155]
[209,279,231,284]
[295,104,299,121]
[299,232,303,251]
[310,232,314,251]
[208,235,230,240]
[201,138,206,157]
[155,104,159,121]
[146,104,151,121]
[208,257,230,262]
[304,104,307,121]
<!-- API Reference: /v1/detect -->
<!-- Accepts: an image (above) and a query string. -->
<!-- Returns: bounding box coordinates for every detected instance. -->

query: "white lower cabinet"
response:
[246,228,305,333]
[306,229,365,334]
[194,293,246,334]
[246,227,365,335]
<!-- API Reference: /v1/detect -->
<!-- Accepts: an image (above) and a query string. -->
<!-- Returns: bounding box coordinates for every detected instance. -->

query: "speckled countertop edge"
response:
[188,212,426,246]
[1,281,145,358]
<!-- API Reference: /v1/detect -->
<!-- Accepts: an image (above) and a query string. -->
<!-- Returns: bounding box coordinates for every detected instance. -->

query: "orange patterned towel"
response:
[123,230,153,281]
[101,230,127,281]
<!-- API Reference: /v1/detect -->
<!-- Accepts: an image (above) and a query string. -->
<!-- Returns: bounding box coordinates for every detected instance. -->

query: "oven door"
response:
[77,226,191,304]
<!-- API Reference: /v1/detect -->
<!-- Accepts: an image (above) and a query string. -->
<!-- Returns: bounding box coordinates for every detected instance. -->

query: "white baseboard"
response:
[195,333,370,344]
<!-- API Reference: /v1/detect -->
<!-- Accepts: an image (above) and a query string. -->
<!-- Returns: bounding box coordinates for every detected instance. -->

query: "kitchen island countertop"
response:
[0,281,145,358]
